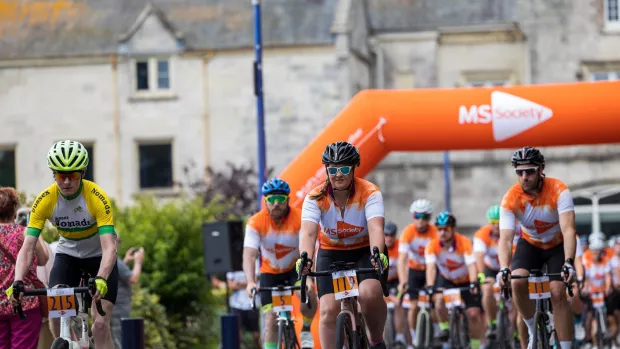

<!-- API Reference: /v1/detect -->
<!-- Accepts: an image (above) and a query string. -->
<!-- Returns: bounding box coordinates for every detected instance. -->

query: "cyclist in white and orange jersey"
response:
[383,221,408,348]
[296,141,389,349]
[569,233,588,342]
[609,237,620,343]
[425,211,484,349]
[581,237,616,346]
[497,146,577,349]
[243,178,317,349]
[397,198,437,344]
[473,204,502,340]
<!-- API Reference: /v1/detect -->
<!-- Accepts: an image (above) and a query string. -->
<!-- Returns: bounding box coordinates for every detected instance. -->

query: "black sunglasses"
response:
[515,167,538,177]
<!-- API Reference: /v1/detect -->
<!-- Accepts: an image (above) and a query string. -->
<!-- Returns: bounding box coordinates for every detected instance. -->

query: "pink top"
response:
[0,224,40,317]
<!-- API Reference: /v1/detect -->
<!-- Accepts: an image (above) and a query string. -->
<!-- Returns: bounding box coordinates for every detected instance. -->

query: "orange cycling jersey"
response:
[398,224,438,270]
[301,177,384,250]
[473,225,500,270]
[500,177,574,250]
[243,207,302,274]
[387,241,399,281]
[582,249,612,293]
[425,233,475,285]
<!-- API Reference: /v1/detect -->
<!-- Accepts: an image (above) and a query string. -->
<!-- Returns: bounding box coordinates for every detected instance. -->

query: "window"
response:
[605,0,620,31]
[83,144,95,181]
[590,70,620,81]
[459,70,518,88]
[0,149,16,187]
[139,143,173,189]
[133,58,171,93]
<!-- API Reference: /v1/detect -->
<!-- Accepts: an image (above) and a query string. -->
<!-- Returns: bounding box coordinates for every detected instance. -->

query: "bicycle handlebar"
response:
[15,287,106,320]
[501,270,574,299]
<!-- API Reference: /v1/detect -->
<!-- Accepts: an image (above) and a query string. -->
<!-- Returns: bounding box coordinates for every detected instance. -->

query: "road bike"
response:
[251,284,302,349]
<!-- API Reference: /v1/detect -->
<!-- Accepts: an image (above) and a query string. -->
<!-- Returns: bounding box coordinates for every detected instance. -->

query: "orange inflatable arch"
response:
[282,81,620,348]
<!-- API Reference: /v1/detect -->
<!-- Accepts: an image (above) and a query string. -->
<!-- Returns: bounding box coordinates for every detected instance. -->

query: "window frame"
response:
[604,0,620,32]
[82,143,95,182]
[458,70,518,88]
[581,61,620,81]
[137,140,174,190]
[130,57,175,100]
[0,146,17,188]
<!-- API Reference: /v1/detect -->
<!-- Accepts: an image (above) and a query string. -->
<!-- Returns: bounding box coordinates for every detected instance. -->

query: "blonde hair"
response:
[308,178,330,201]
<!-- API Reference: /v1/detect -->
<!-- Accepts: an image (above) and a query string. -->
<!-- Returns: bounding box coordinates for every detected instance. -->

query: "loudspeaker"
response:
[202,220,244,275]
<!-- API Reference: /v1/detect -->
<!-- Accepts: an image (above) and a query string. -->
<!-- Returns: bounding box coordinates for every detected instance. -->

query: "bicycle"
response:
[483,280,515,349]
[299,246,384,349]
[251,284,302,349]
[585,290,612,349]
[440,285,478,349]
[503,269,574,349]
[406,286,435,349]
[13,272,105,349]
[384,287,408,349]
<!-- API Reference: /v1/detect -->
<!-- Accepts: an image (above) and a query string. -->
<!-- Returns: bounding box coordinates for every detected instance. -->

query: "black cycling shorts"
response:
[258,270,298,307]
[315,246,388,299]
[386,278,399,296]
[483,265,499,279]
[407,269,427,300]
[434,273,481,310]
[49,253,119,304]
[511,238,564,281]
[231,308,260,332]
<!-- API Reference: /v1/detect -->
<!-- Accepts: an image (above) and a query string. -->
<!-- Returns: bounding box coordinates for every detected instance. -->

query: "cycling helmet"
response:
[321,141,360,167]
[261,178,291,196]
[384,221,398,236]
[47,140,89,172]
[589,238,606,251]
[589,231,606,244]
[510,146,545,167]
[409,199,434,214]
[486,205,500,222]
[436,211,456,228]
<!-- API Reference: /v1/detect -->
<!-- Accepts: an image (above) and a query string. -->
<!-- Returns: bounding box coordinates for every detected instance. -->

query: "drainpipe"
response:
[202,52,214,185]
[111,55,122,205]
[253,0,267,211]
[592,194,600,233]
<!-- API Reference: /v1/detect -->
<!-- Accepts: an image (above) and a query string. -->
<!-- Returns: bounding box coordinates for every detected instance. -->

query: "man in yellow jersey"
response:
[10,140,118,349]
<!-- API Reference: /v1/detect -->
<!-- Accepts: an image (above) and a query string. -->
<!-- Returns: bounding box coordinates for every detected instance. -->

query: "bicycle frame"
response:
[251,284,302,349]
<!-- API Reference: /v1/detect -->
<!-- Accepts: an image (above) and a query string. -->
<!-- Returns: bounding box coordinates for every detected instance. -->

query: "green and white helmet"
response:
[47,140,89,172]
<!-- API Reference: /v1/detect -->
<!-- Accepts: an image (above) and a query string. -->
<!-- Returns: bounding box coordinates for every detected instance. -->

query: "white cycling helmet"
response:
[589,231,606,244]
[589,238,606,251]
[409,199,434,214]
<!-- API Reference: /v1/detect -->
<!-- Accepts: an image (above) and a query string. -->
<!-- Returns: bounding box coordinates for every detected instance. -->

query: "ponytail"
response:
[308,177,330,201]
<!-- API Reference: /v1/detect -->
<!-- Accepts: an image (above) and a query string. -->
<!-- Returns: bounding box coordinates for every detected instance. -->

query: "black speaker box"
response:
[202,220,244,275]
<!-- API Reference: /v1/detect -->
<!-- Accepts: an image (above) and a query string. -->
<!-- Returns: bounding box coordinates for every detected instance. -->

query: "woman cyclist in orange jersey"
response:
[296,141,389,349]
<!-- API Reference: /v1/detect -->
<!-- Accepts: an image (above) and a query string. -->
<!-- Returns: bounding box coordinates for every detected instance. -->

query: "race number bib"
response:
[418,291,430,309]
[591,292,605,309]
[528,276,551,300]
[493,282,501,301]
[332,270,359,300]
[47,288,77,318]
[402,293,412,309]
[443,288,462,310]
[271,290,293,312]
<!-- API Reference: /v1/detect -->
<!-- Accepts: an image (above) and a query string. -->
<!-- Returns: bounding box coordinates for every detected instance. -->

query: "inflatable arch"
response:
[282,80,620,348]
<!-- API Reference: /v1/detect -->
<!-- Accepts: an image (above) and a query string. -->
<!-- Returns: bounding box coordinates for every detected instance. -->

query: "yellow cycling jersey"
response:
[27,180,115,258]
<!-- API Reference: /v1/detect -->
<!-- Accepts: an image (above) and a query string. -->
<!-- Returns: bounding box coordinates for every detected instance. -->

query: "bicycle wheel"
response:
[449,309,461,349]
[384,309,395,349]
[286,322,300,349]
[532,311,549,349]
[277,321,287,349]
[356,313,370,349]
[50,337,70,349]
[335,312,354,349]
[415,310,429,349]
[594,310,607,349]
[458,309,471,349]
[496,306,512,349]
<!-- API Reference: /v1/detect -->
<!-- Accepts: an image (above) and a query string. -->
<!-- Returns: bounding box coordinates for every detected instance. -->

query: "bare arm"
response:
[243,247,259,283]
[97,234,117,279]
[299,220,319,260]
[14,235,39,281]
[498,229,515,269]
[397,253,408,286]
[559,211,577,261]
[467,263,478,283]
[128,259,143,285]
[34,236,49,266]
[367,216,385,254]
[575,255,584,280]
[474,252,485,276]
[426,263,437,287]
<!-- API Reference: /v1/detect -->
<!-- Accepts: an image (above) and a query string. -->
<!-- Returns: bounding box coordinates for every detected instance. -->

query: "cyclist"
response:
[384,221,407,347]
[296,141,389,349]
[570,233,587,342]
[9,140,118,349]
[610,237,620,345]
[243,178,317,349]
[424,211,484,349]
[473,204,502,341]
[497,146,577,349]
[397,199,437,344]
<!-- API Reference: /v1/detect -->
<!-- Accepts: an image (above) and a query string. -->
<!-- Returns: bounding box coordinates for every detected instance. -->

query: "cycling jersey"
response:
[473,225,500,270]
[27,180,115,258]
[244,207,302,274]
[583,251,612,293]
[425,233,475,285]
[610,255,620,287]
[398,224,438,270]
[301,177,384,250]
[387,240,399,281]
[499,177,574,250]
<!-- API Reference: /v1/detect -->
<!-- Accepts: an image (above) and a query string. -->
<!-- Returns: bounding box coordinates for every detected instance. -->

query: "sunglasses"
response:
[265,194,288,205]
[515,167,538,177]
[414,212,431,220]
[327,166,353,176]
[54,171,82,181]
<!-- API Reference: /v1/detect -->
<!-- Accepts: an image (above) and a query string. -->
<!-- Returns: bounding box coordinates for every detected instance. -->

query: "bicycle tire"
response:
[595,309,606,349]
[532,311,549,349]
[287,322,300,349]
[335,312,354,349]
[278,321,286,349]
[50,337,71,349]
[384,309,395,349]
[356,313,370,349]
[496,306,512,349]
[415,310,428,349]
[458,309,471,349]
[449,308,461,349]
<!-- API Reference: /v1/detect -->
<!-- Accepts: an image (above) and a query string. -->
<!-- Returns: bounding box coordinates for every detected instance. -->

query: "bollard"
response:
[121,317,145,349]
[221,313,240,349]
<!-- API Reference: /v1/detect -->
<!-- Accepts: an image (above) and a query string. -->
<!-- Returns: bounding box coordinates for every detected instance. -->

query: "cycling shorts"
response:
[584,291,617,316]
[49,253,119,304]
[315,246,388,299]
[511,238,564,281]
[407,269,426,300]
[258,269,298,307]
[434,273,481,310]
[231,308,260,332]
[386,278,399,296]
[483,266,499,279]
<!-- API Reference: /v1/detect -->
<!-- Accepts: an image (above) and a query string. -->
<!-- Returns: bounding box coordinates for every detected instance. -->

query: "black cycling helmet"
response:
[322,141,361,167]
[384,221,398,236]
[511,146,545,168]
[436,211,457,228]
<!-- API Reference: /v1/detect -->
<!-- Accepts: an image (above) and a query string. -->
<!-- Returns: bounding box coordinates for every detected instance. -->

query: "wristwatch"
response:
[565,258,575,266]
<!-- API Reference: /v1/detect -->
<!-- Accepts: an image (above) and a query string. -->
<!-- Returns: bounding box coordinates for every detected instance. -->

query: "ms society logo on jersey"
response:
[458,91,553,142]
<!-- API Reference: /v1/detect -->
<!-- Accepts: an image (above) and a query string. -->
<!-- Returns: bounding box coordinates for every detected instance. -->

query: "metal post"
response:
[443,151,451,212]
[221,313,241,349]
[121,318,145,349]
[253,0,267,211]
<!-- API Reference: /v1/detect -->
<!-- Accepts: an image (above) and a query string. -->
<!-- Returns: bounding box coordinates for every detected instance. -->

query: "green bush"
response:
[130,286,176,349]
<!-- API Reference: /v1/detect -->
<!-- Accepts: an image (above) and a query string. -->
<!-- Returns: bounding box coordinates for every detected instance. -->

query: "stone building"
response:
[1,0,619,234]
